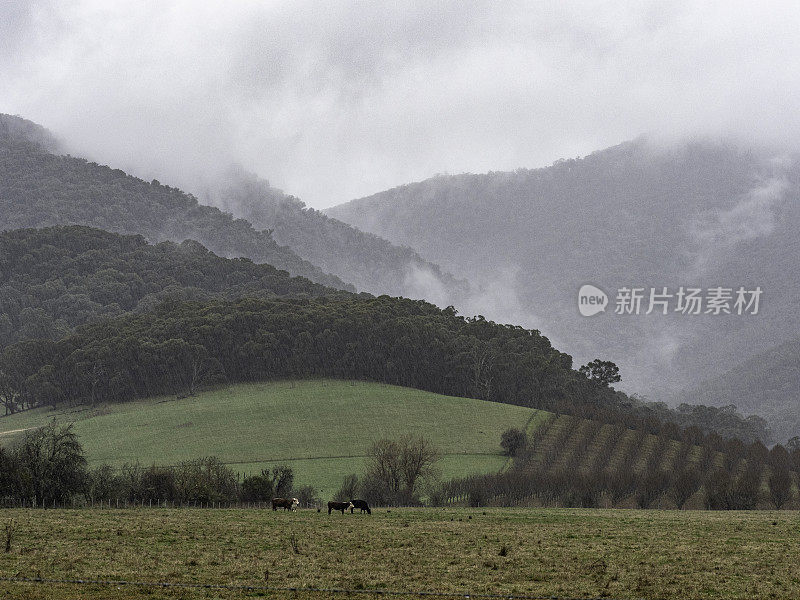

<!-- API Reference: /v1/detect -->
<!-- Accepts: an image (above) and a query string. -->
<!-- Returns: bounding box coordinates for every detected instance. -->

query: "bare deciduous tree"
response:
[399,436,440,495]
[672,467,701,509]
[364,435,439,505]
[334,474,359,502]
[769,467,792,509]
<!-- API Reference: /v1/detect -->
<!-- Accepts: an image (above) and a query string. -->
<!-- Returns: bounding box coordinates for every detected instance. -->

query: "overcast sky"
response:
[2,0,799,208]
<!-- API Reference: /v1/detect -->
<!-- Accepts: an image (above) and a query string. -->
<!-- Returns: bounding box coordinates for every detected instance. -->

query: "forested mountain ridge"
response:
[0,114,62,153]
[0,114,351,291]
[327,139,800,439]
[206,169,469,301]
[0,225,350,348]
[0,114,465,301]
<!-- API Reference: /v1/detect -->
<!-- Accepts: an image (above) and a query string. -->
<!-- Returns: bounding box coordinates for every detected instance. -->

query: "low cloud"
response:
[402,264,452,309]
[689,177,789,273]
[403,263,544,333]
[2,1,800,208]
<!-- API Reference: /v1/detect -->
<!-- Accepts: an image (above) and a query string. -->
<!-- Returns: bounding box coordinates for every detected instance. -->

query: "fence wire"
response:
[0,575,638,600]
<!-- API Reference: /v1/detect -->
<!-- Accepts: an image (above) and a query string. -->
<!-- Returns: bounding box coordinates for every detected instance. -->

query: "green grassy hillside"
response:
[0,379,536,494]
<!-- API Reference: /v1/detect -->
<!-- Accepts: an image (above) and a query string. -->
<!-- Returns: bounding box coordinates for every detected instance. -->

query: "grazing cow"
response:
[272,497,300,511]
[349,499,371,514]
[328,500,354,514]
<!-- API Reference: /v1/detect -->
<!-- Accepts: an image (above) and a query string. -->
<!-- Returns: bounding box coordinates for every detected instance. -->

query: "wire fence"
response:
[0,498,446,510]
[0,575,637,600]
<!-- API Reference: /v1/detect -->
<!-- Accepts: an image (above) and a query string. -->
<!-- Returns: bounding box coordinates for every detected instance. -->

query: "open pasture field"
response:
[0,380,535,492]
[0,507,798,599]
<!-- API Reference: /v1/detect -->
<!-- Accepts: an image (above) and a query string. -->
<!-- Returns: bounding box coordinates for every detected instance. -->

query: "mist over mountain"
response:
[681,339,800,443]
[328,138,800,438]
[0,114,62,154]
[5,3,800,209]
[202,168,468,301]
[1,114,465,303]
[0,114,350,291]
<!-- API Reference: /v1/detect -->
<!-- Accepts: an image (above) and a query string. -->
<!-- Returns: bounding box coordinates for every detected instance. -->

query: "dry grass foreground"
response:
[0,507,798,599]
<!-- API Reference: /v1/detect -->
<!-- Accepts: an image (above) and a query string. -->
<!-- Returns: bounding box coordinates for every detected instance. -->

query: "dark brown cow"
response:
[272,497,299,511]
[328,500,354,514]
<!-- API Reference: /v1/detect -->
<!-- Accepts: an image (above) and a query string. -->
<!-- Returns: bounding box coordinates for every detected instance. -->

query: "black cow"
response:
[328,500,354,514]
[349,499,371,514]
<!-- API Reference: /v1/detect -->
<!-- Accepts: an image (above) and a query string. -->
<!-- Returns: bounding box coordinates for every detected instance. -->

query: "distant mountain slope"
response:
[203,169,468,300]
[0,114,62,153]
[327,139,800,437]
[0,225,348,347]
[0,114,350,291]
[682,340,800,443]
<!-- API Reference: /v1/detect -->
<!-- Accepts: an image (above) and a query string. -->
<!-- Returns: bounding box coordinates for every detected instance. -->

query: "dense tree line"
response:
[0,115,350,290]
[0,226,350,348]
[0,294,768,443]
[0,422,86,506]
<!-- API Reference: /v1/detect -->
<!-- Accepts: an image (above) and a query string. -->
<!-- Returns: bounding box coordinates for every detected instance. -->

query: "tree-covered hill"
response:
[206,168,469,300]
[327,139,800,438]
[0,116,771,444]
[0,225,349,348]
[0,293,769,443]
[0,114,350,291]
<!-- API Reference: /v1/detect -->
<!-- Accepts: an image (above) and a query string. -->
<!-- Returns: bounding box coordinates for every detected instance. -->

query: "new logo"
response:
[578,284,608,316]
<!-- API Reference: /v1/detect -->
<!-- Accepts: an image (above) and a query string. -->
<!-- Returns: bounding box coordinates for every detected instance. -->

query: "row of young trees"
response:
[434,465,791,511]
[436,416,799,509]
